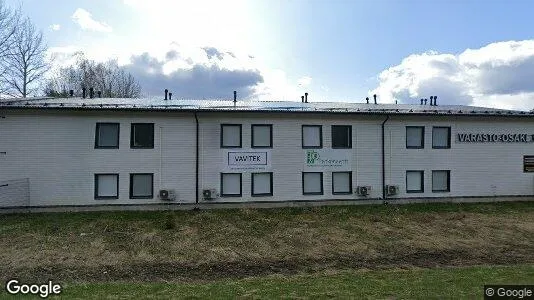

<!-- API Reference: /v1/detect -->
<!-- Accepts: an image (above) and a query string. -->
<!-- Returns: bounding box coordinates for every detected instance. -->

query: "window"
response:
[95,123,119,148]
[221,124,242,148]
[302,125,322,148]
[331,125,352,148]
[130,123,154,148]
[94,174,119,199]
[524,156,534,172]
[432,170,450,192]
[332,172,352,194]
[302,172,323,195]
[221,173,242,197]
[129,173,153,199]
[251,125,272,148]
[432,127,451,149]
[406,126,424,149]
[406,170,424,193]
[252,172,273,196]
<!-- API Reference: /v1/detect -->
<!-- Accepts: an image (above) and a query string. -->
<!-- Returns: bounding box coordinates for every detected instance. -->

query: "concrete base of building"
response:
[1,195,533,214]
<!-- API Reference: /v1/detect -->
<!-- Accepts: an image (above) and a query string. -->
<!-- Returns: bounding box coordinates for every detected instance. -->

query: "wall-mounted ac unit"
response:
[356,186,371,196]
[385,185,399,196]
[159,189,176,201]
[202,189,218,200]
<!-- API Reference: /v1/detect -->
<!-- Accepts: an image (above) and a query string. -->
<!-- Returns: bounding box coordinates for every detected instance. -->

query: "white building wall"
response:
[386,115,534,199]
[0,109,196,206]
[198,112,384,203]
[1,108,534,208]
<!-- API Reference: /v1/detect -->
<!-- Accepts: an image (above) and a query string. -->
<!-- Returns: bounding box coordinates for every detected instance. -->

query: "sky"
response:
[4,0,534,109]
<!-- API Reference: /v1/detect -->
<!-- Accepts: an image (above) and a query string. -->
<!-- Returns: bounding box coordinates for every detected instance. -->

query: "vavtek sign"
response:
[226,151,270,171]
[457,133,534,143]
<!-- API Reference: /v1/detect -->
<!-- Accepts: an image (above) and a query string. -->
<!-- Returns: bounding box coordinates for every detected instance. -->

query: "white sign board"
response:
[303,149,351,171]
[225,150,271,171]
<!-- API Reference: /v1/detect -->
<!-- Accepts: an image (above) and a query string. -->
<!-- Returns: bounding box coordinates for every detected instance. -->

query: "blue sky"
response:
[6,0,534,108]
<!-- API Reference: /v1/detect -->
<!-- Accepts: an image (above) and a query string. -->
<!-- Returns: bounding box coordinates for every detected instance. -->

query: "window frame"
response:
[432,170,451,192]
[432,126,451,149]
[301,125,323,149]
[251,124,273,148]
[302,172,324,195]
[129,173,154,199]
[220,173,243,197]
[95,122,120,149]
[220,124,242,148]
[524,156,534,173]
[331,125,352,149]
[331,171,352,195]
[251,172,273,197]
[406,170,424,193]
[130,123,154,149]
[406,126,425,149]
[94,173,119,200]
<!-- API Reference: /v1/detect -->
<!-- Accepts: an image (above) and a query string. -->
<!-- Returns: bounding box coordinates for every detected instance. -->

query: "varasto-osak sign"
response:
[457,133,534,143]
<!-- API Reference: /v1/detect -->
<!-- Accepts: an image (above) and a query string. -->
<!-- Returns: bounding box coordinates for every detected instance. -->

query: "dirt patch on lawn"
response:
[4,247,533,282]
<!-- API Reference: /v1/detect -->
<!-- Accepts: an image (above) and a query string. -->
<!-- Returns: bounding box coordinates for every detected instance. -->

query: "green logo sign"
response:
[306,150,320,164]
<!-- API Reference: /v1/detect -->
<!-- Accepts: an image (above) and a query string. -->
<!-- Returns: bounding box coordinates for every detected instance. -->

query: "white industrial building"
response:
[1,93,534,211]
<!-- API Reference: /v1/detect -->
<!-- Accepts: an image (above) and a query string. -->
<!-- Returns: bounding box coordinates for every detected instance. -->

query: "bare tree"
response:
[2,17,48,97]
[0,0,19,94]
[44,53,142,98]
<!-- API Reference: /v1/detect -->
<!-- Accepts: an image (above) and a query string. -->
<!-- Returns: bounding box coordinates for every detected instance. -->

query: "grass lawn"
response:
[0,202,533,298]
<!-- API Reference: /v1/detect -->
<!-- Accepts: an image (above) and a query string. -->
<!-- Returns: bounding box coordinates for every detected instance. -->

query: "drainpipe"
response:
[381,115,390,199]
[194,112,199,204]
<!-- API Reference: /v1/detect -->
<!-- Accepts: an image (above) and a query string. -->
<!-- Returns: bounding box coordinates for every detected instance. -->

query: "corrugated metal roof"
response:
[0,96,532,116]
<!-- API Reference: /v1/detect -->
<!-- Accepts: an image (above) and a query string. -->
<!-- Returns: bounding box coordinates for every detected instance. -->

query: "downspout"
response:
[194,112,199,204]
[381,115,390,200]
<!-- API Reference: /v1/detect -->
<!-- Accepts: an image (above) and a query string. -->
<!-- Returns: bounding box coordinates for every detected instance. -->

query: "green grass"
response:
[20,265,531,299]
[0,202,533,299]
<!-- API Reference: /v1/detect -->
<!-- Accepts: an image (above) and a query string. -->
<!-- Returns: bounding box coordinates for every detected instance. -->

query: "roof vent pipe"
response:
[89,87,94,99]
[69,90,74,97]
[366,97,369,104]
[301,95,304,103]
[233,90,237,105]
[164,89,168,100]
[434,95,438,106]
[420,98,423,105]
[97,91,102,98]
[304,92,308,103]
[429,96,434,106]
[424,98,427,105]
[373,94,377,104]
[169,92,172,100]
[82,87,86,99]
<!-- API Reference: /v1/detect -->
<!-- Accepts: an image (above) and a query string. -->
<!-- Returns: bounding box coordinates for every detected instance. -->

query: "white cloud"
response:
[297,76,312,87]
[371,40,534,110]
[50,24,60,31]
[71,8,112,33]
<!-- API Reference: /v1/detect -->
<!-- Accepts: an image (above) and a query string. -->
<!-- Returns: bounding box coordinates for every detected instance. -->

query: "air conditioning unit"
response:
[356,186,371,196]
[159,189,176,201]
[202,189,218,200]
[385,185,399,196]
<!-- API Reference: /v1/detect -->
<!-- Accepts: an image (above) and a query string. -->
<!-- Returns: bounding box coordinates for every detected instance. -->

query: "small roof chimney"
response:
[434,95,438,106]
[373,94,377,104]
[97,91,102,98]
[301,95,304,103]
[233,90,237,105]
[420,98,423,105]
[164,89,168,100]
[366,97,369,104]
[168,92,172,100]
[89,87,94,99]
[429,96,434,106]
[69,90,74,97]
[82,87,86,99]
[424,98,427,105]
[304,92,308,103]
